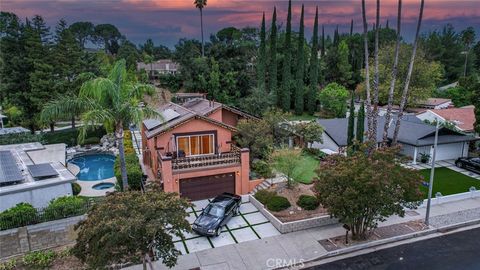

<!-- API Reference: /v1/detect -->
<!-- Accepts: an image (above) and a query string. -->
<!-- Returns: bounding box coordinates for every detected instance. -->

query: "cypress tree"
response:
[257,12,266,91]
[350,19,354,36]
[356,101,365,143]
[280,0,292,111]
[321,25,325,56]
[333,25,339,46]
[347,93,355,146]
[294,4,305,115]
[307,6,319,114]
[268,7,278,103]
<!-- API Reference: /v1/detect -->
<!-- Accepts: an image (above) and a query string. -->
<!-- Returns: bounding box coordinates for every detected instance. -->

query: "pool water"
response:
[92,182,115,190]
[69,154,115,181]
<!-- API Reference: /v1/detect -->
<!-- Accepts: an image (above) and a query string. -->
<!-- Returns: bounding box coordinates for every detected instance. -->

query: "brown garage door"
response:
[180,173,235,201]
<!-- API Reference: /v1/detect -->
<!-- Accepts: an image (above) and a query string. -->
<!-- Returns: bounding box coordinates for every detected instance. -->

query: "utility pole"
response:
[425,120,440,226]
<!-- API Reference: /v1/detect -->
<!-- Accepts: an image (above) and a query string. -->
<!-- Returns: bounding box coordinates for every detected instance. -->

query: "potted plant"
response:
[420,153,430,163]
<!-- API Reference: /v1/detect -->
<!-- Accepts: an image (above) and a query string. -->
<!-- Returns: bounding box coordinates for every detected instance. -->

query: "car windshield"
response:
[203,204,224,217]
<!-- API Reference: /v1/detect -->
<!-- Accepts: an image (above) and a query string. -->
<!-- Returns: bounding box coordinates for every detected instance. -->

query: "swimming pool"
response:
[92,182,115,190]
[69,154,115,181]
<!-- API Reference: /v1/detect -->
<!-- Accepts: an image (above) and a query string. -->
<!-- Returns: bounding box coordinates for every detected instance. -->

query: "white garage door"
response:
[435,143,464,161]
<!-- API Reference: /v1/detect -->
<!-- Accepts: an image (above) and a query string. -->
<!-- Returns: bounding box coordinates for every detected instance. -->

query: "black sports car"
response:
[455,157,480,173]
[192,193,242,237]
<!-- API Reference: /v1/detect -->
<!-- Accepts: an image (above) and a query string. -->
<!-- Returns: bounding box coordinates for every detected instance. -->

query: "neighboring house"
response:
[437,81,459,92]
[173,93,207,105]
[141,98,259,201]
[0,143,76,211]
[416,98,453,110]
[312,116,476,164]
[0,127,29,136]
[137,59,179,76]
[416,106,476,134]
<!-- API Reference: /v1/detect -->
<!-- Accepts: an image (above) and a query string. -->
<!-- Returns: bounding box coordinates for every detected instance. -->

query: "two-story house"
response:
[141,98,261,200]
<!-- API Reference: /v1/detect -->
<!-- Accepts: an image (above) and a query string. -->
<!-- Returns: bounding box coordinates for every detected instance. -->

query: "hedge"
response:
[296,195,320,210]
[266,195,291,212]
[42,127,106,146]
[0,203,38,230]
[114,130,143,191]
[43,196,88,220]
[254,190,276,205]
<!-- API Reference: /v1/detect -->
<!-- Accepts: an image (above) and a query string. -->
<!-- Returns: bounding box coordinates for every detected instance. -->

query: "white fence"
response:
[418,188,480,208]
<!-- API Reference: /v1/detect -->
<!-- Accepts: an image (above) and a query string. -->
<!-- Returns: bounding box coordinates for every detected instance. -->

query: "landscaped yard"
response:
[293,153,320,184]
[419,167,480,198]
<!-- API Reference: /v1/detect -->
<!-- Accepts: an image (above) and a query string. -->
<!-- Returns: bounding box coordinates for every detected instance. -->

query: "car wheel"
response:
[215,227,221,237]
[456,162,464,168]
[235,206,240,215]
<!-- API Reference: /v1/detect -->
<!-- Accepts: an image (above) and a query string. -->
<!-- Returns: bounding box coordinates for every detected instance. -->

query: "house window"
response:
[177,134,214,157]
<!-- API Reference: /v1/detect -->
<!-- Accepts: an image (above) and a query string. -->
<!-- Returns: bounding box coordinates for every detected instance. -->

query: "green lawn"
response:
[293,154,320,184]
[287,113,318,121]
[419,167,480,198]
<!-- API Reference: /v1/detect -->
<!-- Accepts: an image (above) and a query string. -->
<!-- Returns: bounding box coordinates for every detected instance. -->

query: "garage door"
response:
[180,173,235,201]
[435,143,464,161]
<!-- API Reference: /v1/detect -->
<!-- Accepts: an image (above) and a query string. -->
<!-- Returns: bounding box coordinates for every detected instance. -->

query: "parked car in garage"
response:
[455,157,480,173]
[192,193,242,236]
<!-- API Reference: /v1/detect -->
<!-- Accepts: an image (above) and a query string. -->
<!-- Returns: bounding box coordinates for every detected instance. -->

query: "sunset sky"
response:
[2,0,479,48]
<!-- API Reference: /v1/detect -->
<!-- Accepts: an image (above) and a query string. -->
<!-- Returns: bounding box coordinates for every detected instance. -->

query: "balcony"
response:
[158,145,242,172]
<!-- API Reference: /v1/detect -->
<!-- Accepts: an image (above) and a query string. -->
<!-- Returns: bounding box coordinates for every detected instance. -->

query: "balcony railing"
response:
[171,151,241,170]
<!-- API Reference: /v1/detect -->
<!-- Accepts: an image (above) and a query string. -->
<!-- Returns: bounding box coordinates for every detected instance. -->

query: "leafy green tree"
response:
[315,145,423,239]
[318,83,349,118]
[294,121,323,148]
[236,118,273,160]
[41,60,157,190]
[73,191,191,269]
[257,12,266,91]
[356,102,365,143]
[279,0,293,111]
[117,40,140,71]
[460,26,476,77]
[272,148,303,188]
[294,5,306,115]
[239,87,273,116]
[194,0,207,57]
[68,21,94,48]
[325,39,352,87]
[307,7,319,115]
[347,93,355,146]
[93,24,121,54]
[268,7,278,103]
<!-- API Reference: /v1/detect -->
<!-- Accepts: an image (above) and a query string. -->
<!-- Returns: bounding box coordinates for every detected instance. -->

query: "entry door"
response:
[179,173,235,201]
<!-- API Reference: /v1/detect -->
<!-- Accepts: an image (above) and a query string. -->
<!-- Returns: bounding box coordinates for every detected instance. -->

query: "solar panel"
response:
[0,150,24,185]
[144,109,181,130]
[27,163,58,180]
[162,109,180,122]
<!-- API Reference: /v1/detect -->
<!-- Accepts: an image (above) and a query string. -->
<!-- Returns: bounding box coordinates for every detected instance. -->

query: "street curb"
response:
[280,217,480,269]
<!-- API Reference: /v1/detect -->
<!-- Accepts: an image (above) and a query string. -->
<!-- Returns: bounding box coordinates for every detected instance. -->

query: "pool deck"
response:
[67,163,116,197]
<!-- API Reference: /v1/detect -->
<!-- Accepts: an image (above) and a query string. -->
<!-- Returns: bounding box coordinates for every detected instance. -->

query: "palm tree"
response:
[371,0,381,145]
[194,0,207,57]
[361,0,373,142]
[382,0,402,143]
[392,0,425,144]
[41,60,158,190]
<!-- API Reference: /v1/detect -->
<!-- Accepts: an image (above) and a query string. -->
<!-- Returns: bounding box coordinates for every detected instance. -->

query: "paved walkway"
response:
[125,197,480,270]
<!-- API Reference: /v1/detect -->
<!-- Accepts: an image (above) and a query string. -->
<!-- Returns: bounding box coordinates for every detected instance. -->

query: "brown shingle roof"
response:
[430,107,476,132]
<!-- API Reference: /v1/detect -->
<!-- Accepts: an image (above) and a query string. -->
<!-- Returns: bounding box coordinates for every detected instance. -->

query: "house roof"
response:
[183,98,223,116]
[143,102,238,139]
[428,107,475,132]
[417,98,452,107]
[317,115,476,147]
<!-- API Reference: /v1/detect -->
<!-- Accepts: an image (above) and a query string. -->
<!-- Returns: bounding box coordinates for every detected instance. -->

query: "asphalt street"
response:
[304,227,480,270]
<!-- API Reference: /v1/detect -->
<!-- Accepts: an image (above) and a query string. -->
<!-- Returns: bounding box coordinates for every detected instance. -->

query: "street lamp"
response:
[425,120,440,226]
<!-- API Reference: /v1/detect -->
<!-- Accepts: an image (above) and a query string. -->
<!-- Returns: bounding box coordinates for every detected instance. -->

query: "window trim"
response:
[176,133,216,157]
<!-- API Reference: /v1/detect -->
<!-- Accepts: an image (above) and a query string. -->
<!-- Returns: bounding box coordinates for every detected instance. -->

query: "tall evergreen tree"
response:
[294,5,305,115]
[268,7,278,103]
[279,0,292,111]
[257,12,266,91]
[307,6,319,114]
[321,25,325,56]
[356,101,365,143]
[347,93,355,146]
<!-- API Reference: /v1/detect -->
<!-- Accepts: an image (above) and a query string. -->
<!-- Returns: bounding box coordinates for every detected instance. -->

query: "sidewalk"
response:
[124,197,480,270]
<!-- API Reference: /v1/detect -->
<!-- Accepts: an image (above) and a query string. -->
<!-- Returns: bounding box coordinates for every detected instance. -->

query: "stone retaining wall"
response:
[249,195,337,233]
[0,215,84,259]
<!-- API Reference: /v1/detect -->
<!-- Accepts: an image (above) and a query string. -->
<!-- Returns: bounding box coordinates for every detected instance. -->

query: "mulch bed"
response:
[266,182,329,222]
[319,220,428,251]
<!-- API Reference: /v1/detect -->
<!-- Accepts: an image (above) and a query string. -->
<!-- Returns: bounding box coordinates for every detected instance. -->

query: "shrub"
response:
[43,196,87,220]
[0,258,16,270]
[254,190,276,205]
[296,195,320,210]
[0,203,38,230]
[71,182,81,196]
[266,196,291,212]
[252,160,273,178]
[82,137,100,145]
[302,148,327,160]
[22,250,56,269]
[42,127,106,146]
[114,156,143,191]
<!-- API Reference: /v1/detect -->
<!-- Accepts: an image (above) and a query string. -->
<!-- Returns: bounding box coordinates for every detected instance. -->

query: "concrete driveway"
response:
[173,196,280,254]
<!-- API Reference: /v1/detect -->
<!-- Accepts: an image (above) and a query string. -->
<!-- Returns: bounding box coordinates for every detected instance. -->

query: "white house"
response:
[416,106,476,134]
[312,116,476,164]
